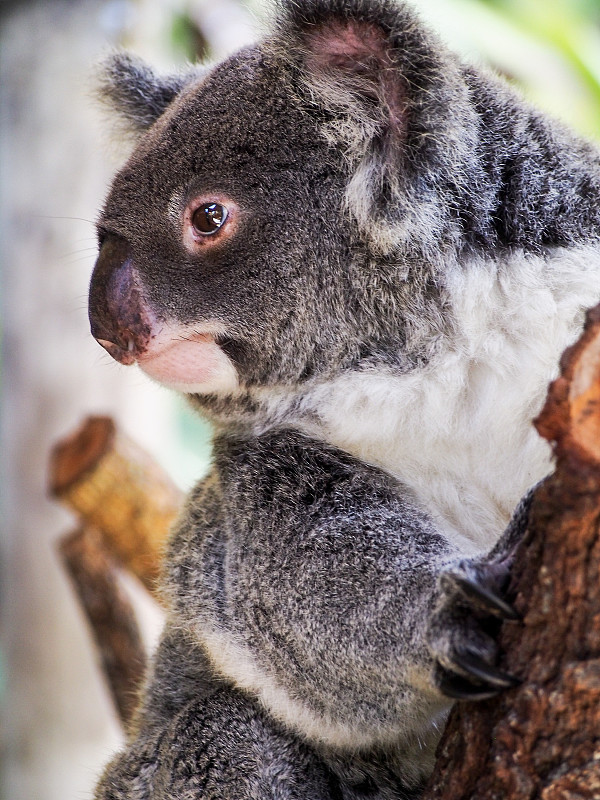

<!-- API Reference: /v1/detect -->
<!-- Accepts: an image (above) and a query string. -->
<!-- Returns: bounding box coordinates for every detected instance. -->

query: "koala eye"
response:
[191,202,228,235]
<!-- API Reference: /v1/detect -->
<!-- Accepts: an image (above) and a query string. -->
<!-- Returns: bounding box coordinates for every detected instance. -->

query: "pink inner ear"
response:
[305,20,392,71]
[305,20,404,132]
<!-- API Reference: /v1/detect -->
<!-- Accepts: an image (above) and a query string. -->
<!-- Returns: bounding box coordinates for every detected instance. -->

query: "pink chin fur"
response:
[137,326,239,394]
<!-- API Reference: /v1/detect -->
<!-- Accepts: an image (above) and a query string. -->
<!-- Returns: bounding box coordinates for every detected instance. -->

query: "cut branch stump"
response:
[49,415,183,595]
[50,415,183,727]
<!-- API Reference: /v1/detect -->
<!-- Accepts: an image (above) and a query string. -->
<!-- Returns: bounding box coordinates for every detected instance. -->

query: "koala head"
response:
[89,0,480,402]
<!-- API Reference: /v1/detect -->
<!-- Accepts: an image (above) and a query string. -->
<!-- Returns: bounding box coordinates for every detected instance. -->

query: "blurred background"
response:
[1,0,599,798]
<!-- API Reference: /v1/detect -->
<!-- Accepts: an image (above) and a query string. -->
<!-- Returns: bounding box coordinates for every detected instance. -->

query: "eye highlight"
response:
[182,195,237,251]
[191,202,228,235]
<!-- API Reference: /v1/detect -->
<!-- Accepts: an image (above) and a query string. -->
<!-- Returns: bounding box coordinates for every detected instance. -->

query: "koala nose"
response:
[88,235,154,364]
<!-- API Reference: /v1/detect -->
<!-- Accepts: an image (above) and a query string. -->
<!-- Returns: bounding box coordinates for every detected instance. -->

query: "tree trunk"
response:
[423,305,600,800]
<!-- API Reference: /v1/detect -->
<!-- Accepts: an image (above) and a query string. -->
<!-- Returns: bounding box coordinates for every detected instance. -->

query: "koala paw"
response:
[428,559,521,701]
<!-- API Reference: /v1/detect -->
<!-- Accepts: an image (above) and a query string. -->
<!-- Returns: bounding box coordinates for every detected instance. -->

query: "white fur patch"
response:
[297,245,600,550]
[199,625,446,756]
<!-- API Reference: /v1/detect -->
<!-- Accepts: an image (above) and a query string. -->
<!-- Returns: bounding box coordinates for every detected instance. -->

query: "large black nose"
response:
[88,235,154,364]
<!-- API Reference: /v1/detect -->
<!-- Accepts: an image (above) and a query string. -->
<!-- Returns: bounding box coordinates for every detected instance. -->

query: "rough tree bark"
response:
[423,305,600,800]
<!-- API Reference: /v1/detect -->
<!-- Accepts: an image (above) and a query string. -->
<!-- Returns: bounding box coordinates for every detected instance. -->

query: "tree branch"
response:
[49,416,183,596]
[58,526,147,727]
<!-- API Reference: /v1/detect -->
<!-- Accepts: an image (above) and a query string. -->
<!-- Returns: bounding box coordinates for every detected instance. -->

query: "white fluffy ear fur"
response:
[274,11,413,254]
[95,52,206,138]
[298,17,411,252]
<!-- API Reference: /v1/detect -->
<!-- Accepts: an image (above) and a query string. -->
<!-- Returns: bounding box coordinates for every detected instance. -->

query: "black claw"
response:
[453,574,521,621]
[452,650,521,690]
[437,670,503,701]
[436,651,521,701]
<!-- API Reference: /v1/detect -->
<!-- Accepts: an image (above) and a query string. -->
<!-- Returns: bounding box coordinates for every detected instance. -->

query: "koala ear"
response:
[275,1,472,252]
[95,52,205,137]
[279,2,419,152]
[305,21,405,144]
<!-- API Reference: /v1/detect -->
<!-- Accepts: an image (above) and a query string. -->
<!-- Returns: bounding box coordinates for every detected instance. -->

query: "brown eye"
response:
[191,202,228,235]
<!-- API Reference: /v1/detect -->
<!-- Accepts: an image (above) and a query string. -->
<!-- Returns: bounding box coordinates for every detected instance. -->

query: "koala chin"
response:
[89,1,600,798]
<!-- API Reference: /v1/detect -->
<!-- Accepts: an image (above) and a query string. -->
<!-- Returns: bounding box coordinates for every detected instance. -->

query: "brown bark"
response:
[49,416,183,595]
[423,305,600,800]
[58,527,147,727]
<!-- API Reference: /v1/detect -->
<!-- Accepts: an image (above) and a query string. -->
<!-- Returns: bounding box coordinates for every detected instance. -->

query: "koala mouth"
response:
[137,325,240,395]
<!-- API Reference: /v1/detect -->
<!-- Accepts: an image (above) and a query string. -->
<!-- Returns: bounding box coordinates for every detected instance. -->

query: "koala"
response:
[88,0,600,798]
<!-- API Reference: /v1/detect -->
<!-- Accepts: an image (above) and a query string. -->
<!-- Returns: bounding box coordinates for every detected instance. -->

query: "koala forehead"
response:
[101,47,338,239]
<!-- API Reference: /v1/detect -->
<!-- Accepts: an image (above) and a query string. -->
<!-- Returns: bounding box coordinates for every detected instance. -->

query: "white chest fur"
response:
[297,247,600,551]
[195,246,600,750]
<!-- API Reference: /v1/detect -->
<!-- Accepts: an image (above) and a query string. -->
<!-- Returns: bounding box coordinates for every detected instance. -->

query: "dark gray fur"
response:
[89,1,600,797]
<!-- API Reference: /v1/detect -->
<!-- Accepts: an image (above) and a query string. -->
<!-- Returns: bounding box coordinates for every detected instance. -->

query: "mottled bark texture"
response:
[423,304,600,800]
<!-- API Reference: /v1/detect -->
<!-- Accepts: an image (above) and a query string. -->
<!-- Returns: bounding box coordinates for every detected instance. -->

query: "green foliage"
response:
[170,11,210,62]
[164,396,214,490]
[496,0,600,125]
[420,0,600,138]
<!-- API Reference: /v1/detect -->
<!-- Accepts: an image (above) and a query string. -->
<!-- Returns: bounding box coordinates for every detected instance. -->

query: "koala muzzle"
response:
[89,235,156,365]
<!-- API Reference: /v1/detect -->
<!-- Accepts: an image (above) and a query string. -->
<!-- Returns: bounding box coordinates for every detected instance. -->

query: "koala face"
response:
[88,1,475,399]
[91,0,600,405]
[90,46,364,395]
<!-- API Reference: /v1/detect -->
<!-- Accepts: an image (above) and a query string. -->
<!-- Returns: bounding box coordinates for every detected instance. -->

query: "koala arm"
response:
[97,428,525,799]
[427,488,534,700]
[164,428,461,753]
[96,624,339,800]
